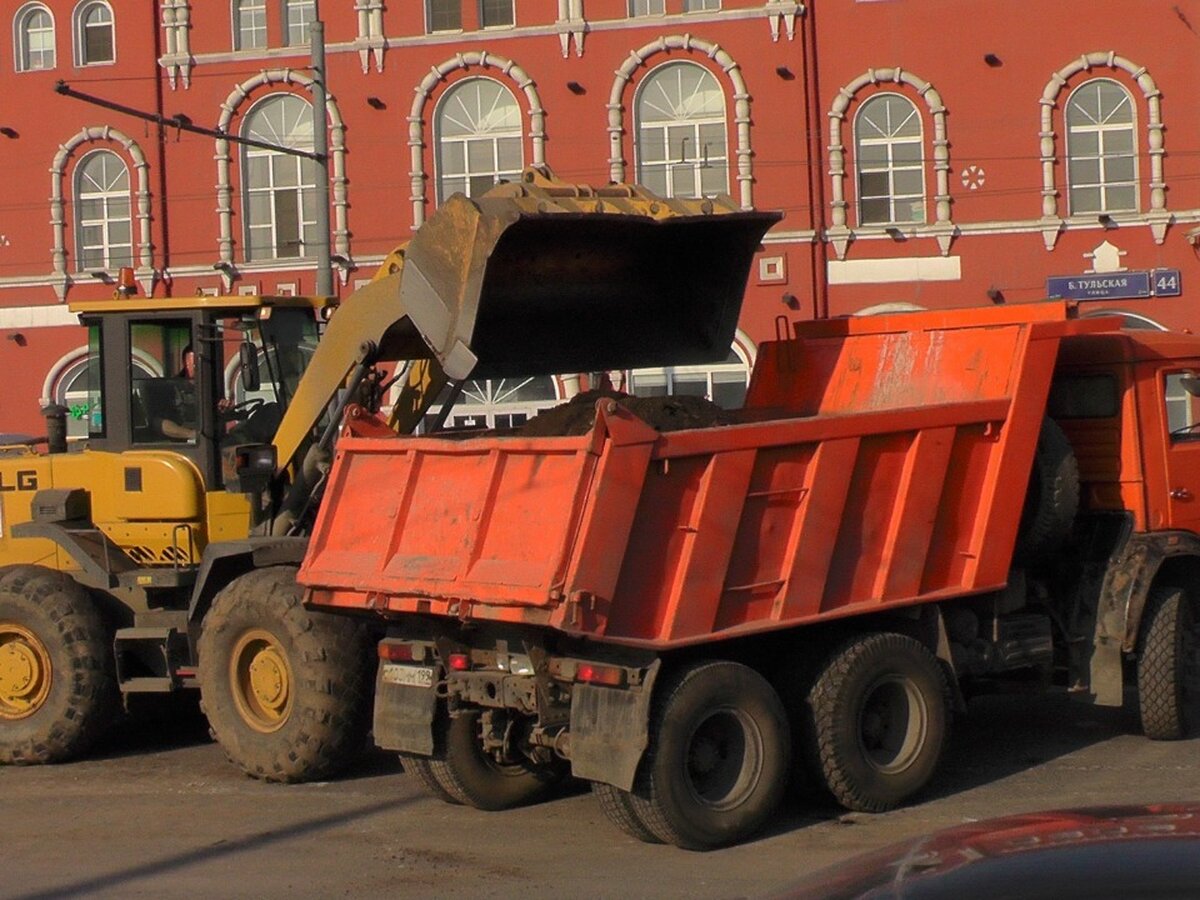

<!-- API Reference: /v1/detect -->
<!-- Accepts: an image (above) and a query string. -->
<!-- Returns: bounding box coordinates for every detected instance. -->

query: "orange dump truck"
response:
[299,301,1200,849]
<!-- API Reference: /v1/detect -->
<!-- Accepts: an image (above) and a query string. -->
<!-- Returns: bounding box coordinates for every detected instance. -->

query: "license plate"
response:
[381,663,435,688]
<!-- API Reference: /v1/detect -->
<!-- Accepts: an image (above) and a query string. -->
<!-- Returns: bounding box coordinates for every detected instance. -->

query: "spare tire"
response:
[1014,417,1079,563]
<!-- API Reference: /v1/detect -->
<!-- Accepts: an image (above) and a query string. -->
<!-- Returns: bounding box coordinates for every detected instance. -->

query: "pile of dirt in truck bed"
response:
[519,390,736,437]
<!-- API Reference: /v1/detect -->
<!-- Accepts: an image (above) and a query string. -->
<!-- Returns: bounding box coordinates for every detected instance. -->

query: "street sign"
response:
[1046,269,1182,301]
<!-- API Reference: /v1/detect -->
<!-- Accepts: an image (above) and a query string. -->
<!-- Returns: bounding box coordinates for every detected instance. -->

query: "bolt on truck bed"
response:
[299,302,1117,646]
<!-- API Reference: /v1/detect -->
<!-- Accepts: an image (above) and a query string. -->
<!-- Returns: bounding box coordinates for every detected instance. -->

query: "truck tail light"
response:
[447,653,470,671]
[576,663,626,687]
[378,641,416,662]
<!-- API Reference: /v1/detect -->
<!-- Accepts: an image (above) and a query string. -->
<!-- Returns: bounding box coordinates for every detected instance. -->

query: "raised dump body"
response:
[301,302,1112,645]
[301,299,1200,852]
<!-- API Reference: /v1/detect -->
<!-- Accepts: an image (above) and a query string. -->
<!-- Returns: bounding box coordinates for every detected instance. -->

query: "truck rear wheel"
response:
[1138,585,1199,740]
[592,782,664,844]
[628,660,790,850]
[198,566,372,783]
[399,753,461,804]
[428,709,563,811]
[808,633,949,813]
[0,568,117,764]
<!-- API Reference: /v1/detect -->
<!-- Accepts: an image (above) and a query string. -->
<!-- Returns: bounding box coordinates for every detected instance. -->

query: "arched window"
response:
[233,0,266,51]
[75,149,132,271]
[240,94,318,261]
[635,62,728,199]
[1066,79,1137,215]
[74,1,113,65]
[429,376,561,431]
[627,345,751,410]
[15,4,55,71]
[855,93,925,226]
[434,78,523,202]
[284,0,315,46]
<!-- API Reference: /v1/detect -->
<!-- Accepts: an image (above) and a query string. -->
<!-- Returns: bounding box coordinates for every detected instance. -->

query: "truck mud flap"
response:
[568,659,661,791]
[372,669,438,755]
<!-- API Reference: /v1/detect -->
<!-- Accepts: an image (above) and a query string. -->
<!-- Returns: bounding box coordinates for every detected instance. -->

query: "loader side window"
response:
[130,320,195,444]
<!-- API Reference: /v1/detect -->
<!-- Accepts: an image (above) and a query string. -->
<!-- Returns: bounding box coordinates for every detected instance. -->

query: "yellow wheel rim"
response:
[0,623,52,720]
[229,629,294,734]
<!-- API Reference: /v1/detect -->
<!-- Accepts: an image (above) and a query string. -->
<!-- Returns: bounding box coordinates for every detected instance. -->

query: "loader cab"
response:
[72,295,327,490]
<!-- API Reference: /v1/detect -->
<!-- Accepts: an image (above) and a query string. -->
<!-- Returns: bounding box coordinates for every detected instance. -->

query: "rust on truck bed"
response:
[299,303,1119,649]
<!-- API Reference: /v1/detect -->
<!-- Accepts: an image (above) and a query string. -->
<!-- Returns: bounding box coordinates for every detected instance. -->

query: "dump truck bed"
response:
[300,303,1119,649]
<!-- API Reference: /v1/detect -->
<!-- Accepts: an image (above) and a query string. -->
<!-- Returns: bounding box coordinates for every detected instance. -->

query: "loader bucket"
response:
[398,176,782,379]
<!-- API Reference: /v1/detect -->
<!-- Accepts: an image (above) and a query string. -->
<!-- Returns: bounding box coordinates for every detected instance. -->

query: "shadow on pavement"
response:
[9,794,419,900]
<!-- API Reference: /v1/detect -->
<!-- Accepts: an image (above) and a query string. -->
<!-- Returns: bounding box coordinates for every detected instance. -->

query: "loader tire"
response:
[1137,585,1199,740]
[1014,418,1079,563]
[428,709,563,811]
[807,633,949,813]
[400,753,461,805]
[0,568,117,764]
[592,782,664,844]
[198,566,372,783]
[628,660,790,850]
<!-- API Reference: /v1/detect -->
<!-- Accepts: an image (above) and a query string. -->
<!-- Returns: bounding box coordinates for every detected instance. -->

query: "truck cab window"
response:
[1164,371,1200,440]
[130,320,196,444]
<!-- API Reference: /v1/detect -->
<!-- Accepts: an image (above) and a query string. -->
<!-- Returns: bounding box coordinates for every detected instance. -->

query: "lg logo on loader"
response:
[0,470,38,492]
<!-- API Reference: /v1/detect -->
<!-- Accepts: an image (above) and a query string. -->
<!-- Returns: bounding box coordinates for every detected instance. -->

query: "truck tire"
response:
[592,782,664,844]
[198,566,372,783]
[807,633,949,813]
[1015,418,1079,563]
[1137,585,1199,740]
[399,753,461,804]
[0,568,117,764]
[427,709,563,811]
[628,660,790,850]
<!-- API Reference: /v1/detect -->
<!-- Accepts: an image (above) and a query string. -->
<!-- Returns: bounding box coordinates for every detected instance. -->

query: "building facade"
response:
[2,0,1199,436]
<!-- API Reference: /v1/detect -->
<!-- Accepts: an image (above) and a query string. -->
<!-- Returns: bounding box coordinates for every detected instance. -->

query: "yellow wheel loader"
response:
[0,168,777,781]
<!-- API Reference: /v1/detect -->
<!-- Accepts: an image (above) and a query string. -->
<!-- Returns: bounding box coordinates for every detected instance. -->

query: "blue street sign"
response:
[1046,268,1183,301]
[1047,272,1150,301]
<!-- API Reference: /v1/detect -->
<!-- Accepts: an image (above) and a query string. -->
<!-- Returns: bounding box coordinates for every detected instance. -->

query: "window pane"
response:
[273,156,299,188]
[858,143,888,166]
[896,199,925,224]
[892,141,922,164]
[274,191,301,257]
[859,171,889,197]
[1071,131,1099,157]
[671,165,694,199]
[440,141,466,175]
[630,0,665,14]
[109,197,130,220]
[893,170,923,196]
[860,197,890,224]
[1069,157,1101,186]
[79,198,104,221]
[1070,186,1101,214]
[712,380,746,410]
[247,193,272,224]
[428,0,462,31]
[1105,185,1136,212]
[700,163,728,197]
[640,167,668,196]
[639,129,666,163]
[467,139,492,171]
[480,0,514,27]
[84,25,114,64]
[469,174,495,197]
[496,137,522,172]
[1106,156,1135,184]
[1106,129,1134,155]
[108,220,131,245]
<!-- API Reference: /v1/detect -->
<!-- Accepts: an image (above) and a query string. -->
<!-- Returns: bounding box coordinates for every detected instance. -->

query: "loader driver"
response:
[148,345,230,442]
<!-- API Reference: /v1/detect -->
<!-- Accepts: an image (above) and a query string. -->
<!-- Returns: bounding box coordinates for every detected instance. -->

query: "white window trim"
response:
[73,148,133,272]
[424,0,463,34]
[232,0,267,52]
[13,2,56,73]
[852,92,927,227]
[433,76,525,204]
[1064,78,1139,217]
[607,34,753,210]
[240,93,317,262]
[409,51,545,229]
[633,60,730,201]
[72,0,115,67]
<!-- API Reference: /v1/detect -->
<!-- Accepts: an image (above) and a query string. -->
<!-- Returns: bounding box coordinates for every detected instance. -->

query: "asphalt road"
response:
[3,691,1197,899]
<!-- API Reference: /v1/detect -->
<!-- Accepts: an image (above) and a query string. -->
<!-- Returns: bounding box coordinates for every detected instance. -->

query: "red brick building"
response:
[3,0,1199,436]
